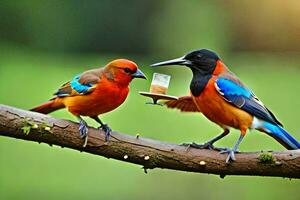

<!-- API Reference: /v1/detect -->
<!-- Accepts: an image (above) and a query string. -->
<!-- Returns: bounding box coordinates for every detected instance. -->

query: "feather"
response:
[53,68,102,98]
[215,77,283,126]
[260,121,300,149]
[70,75,94,93]
[165,96,200,112]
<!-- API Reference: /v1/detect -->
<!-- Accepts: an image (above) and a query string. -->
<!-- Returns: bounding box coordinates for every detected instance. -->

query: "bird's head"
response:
[105,59,146,85]
[151,49,220,75]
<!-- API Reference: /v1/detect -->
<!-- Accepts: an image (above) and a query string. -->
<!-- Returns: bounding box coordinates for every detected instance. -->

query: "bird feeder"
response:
[139,73,178,105]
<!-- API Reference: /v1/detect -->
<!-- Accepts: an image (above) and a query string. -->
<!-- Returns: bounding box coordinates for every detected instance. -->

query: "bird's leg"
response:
[77,116,88,147]
[91,116,112,142]
[182,129,229,150]
[220,134,244,163]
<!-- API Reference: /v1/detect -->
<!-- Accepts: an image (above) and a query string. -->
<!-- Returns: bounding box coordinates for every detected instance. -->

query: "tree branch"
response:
[0,104,299,178]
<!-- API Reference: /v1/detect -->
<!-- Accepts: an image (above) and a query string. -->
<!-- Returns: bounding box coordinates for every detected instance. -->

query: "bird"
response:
[31,59,146,147]
[151,49,300,162]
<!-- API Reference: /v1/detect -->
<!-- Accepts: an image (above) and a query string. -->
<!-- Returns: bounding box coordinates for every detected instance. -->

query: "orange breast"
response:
[62,79,129,116]
[192,77,253,132]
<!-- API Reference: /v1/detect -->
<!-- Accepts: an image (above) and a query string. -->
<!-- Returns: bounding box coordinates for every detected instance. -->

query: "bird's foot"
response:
[100,124,112,142]
[79,120,88,147]
[220,148,238,163]
[181,142,214,150]
[181,142,226,151]
[79,120,88,138]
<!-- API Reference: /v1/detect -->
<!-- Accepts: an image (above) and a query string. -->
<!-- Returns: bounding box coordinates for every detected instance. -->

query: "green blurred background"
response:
[1,0,300,199]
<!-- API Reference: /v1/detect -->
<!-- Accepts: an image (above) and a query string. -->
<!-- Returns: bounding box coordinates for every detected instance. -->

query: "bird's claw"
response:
[220,148,237,163]
[100,124,112,142]
[79,120,88,138]
[181,142,226,151]
[79,120,88,147]
[181,142,214,150]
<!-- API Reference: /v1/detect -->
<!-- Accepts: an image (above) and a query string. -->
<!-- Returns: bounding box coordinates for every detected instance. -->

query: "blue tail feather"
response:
[262,122,300,150]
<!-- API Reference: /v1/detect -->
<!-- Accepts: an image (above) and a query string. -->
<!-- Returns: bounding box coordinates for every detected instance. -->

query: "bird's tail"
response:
[30,98,64,114]
[258,121,300,150]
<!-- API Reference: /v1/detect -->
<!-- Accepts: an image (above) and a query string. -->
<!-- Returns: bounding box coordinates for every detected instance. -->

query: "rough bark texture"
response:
[0,104,299,178]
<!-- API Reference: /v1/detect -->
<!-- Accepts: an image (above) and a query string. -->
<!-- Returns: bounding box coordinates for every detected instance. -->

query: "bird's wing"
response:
[214,77,283,126]
[165,96,200,112]
[54,68,102,97]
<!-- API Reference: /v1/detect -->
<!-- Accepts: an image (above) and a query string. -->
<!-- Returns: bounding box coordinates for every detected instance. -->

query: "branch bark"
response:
[0,104,299,178]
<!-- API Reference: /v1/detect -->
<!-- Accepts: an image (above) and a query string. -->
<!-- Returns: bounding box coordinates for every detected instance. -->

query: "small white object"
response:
[199,161,206,166]
[144,155,150,160]
[251,117,262,129]
[32,124,38,129]
[44,127,51,131]
[124,155,128,159]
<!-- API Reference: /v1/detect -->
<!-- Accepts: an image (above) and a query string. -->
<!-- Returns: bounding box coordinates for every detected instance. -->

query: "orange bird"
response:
[151,49,300,162]
[31,59,146,146]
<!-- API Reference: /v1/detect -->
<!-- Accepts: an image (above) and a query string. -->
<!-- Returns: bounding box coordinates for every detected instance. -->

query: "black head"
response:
[151,49,220,74]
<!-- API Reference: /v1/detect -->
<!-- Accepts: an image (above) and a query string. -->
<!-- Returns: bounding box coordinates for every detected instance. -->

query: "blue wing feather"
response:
[215,77,282,126]
[54,74,95,97]
[70,75,94,93]
[216,78,251,98]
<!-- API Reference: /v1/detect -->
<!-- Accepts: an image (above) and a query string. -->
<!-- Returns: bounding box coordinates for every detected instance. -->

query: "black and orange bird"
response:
[151,49,300,162]
[31,59,146,146]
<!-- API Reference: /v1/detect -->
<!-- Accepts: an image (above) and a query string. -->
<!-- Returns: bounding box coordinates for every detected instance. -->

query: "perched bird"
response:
[151,49,300,162]
[31,59,146,146]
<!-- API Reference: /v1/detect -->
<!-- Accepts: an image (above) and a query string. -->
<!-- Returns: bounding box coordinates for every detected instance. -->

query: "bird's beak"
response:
[132,69,147,79]
[150,56,191,67]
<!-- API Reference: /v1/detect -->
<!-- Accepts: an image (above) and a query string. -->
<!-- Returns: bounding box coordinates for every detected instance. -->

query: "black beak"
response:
[150,56,191,67]
[132,69,147,79]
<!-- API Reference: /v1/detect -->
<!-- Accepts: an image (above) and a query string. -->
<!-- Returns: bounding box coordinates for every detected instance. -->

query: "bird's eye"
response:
[196,54,202,59]
[124,68,132,74]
